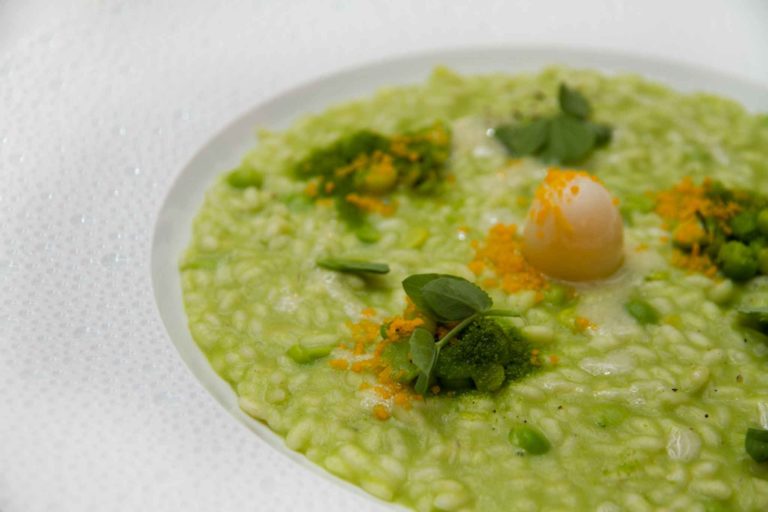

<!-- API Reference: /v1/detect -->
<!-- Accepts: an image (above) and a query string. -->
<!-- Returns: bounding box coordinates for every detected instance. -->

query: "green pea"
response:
[759,249,768,275]
[717,241,758,281]
[758,209,768,236]
[745,428,768,462]
[730,212,758,241]
[624,298,660,325]
[543,284,569,306]
[510,425,551,455]
[226,164,264,189]
[355,224,381,244]
[286,344,334,364]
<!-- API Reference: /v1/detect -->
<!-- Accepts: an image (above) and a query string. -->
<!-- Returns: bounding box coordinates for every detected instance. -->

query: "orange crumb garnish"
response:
[574,316,595,332]
[330,307,424,419]
[469,223,548,295]
[372,404,390,420]
[654,177,740,275]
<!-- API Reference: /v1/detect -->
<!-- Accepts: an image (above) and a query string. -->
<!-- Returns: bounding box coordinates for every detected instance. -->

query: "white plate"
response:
[151,46,768,511]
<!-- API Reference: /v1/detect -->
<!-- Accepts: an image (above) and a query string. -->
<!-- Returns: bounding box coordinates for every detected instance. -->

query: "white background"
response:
[1,1,767,511]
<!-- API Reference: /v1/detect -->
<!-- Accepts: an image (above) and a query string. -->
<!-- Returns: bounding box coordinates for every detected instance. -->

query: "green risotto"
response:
[180,67,768,511]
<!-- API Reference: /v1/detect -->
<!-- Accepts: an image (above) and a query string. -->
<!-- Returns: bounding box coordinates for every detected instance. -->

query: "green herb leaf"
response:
[588,122,613,147]
[402,273,445,318]
[494,119,549,157]
[558,84,591,119]
[316,258,390,274]
[421,276,493,321]
[746,428,768,462]
[409,327,438,394]
[542,114,596,164]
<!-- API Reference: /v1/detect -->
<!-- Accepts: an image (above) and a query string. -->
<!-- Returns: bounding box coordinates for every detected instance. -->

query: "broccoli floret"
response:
[433,317,533,392]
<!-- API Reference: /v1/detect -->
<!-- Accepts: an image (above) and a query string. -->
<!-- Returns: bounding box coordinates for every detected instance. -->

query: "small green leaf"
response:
[409,327,438,394]
[402,273,445,318]
[588,122,613,147]
[316,258,389,274]
[542,115,596,164]
[746,428,768,462]
[558,84,591,119]
[494,119,549,157]
[421,276,493,321]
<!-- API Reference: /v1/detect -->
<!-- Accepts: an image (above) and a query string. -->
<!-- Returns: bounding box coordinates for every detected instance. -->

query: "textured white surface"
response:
[1,2,767,511]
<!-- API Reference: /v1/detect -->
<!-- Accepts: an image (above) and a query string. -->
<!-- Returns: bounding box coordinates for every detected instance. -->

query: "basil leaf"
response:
[558,84,591,119]
[316,258,390,274]
[543,114,596,164]
[402,273,445,318]
[494,119,549,157]
[409,327,438,394]
[421,276,493,321]
[746,428,768,462]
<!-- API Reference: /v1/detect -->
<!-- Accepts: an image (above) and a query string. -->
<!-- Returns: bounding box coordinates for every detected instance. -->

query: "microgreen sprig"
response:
[402,274,519,394]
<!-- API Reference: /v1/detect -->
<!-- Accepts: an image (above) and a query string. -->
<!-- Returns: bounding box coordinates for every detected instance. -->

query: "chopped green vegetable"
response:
[717,241,758,281]
[316,258,390,275]
[624,298,660,325]
[286,344,334,364]
[745,428,768,462]
[510,425,551,455]
[226,164,264,189]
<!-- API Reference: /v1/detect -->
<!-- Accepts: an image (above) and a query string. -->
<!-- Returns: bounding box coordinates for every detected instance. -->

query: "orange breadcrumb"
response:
[574,316,595,332]
[330,307,425,419]
[654,177,740,275]
[372,404,390,420]
[344,193,397,216]
[469,223,548,296]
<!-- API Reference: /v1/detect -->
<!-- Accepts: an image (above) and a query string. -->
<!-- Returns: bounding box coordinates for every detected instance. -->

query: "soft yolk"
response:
[522,169,624,281]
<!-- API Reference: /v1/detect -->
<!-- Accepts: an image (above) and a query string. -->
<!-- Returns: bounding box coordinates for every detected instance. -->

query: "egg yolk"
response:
[522,169,624,281]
